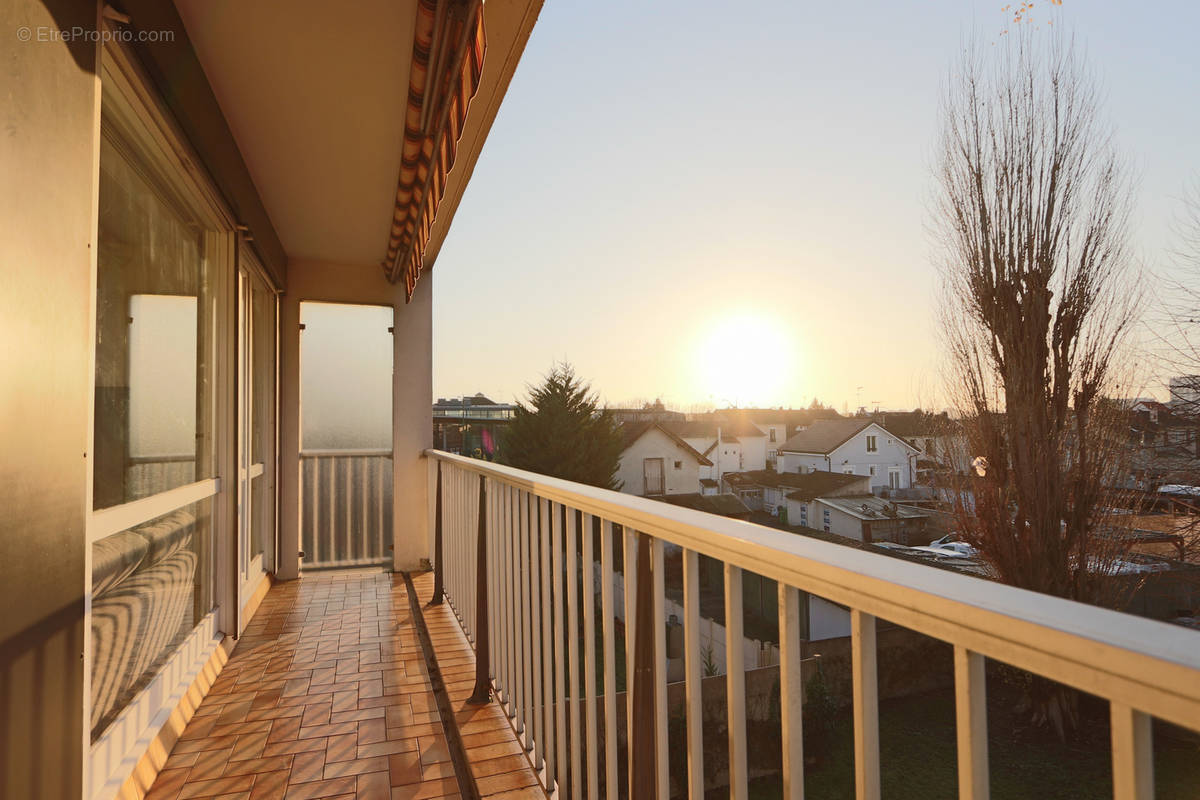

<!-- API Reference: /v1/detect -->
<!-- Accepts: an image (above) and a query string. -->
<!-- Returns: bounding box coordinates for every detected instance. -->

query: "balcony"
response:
[145,449,1200,800]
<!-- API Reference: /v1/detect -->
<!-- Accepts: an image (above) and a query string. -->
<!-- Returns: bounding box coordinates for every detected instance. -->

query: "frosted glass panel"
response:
[301,302,393,451]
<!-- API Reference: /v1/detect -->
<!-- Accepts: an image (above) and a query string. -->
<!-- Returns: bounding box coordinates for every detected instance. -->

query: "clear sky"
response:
[432,0,1200,413]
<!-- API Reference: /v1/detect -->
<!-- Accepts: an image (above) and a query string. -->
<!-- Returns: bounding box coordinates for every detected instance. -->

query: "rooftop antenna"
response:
[856,386,864,410]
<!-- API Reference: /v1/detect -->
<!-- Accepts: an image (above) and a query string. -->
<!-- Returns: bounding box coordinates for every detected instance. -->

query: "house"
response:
[616,422,712,496]
[806,495,933,545]
[607,398,686,424]
[778,418,920,491]
[661,417,769,481]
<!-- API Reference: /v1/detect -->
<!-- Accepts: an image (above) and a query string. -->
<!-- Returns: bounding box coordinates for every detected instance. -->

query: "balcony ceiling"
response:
[175,0,542,277]
[175,0,416,268]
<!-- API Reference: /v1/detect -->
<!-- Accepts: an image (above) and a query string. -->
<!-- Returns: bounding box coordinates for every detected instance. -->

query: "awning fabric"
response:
[386,0,486,299]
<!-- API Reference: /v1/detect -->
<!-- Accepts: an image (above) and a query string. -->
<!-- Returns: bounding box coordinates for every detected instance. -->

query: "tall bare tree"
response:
[933,33,1142,734]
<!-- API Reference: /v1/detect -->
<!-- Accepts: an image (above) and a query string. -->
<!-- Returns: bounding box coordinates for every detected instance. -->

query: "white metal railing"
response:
[426,449,1200,800]
[300,449,392,568]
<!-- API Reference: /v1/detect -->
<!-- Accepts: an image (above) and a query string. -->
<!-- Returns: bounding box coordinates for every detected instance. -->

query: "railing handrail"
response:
[425,448,1200,732]
[300,448,393,458]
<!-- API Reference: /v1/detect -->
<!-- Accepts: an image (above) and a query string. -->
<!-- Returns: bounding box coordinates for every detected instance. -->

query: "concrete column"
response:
[278,261,432,579]
[0,0,100,796]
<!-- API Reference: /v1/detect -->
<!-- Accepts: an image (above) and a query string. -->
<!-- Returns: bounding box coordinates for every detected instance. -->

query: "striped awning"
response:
[385,0,486,300]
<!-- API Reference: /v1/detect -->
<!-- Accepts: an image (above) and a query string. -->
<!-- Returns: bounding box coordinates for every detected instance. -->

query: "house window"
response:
[866,435,877,452]
[673,460,682,470]
[799,504,808,526]
[643,457,665,495]
[769,428,777,442]
[889,467,902,489]
[822,507,831,532]
[869,465,877,477]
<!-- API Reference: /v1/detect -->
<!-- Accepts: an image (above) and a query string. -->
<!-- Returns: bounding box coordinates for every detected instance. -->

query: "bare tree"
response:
[933,33,1142,735]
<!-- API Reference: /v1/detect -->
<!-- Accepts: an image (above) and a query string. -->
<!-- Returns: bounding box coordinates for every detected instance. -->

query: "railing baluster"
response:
[583,514,600,800]
[725,563,748,800]
[505,484,518,720]
[954,646,988,800]
[623,526,638,796]
[779,584,804,800]
[852,609,881,800]
[531,497,545,771]
[566,508,582,800]
[553,503,568,794]
[540,497,554,783]
[468,475,491,704]
[1110,702,1153,800]
[601,520,618,800]
[519,490,532,744]
[652,537,669,799]
[431,462,444,605]
[683,548,704,799]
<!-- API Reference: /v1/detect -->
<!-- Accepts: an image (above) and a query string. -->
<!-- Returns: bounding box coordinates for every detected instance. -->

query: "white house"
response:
[661,419,768,481]
[616,422,712,496]
[778,418,919,491]
[754,418,789,469]
[795,495,932,545]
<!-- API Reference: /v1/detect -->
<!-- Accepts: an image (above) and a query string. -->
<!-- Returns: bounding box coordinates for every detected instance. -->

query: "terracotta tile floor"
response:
[145,570,543,800]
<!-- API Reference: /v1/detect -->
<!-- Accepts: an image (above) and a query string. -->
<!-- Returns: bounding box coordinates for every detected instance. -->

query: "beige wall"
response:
[0,0,99,796]
[279,260,433,578]
[617,428,702,496]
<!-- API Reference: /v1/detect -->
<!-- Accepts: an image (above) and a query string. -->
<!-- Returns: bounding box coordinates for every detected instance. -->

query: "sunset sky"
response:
[432,0,1200,412]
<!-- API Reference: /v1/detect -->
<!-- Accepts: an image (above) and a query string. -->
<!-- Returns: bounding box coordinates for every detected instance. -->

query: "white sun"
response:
[694,313,795,407]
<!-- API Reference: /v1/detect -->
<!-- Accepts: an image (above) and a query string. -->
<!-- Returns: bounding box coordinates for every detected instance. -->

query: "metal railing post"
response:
[430,461,444,606]
[468,473,492,704]
[630,531,658,799]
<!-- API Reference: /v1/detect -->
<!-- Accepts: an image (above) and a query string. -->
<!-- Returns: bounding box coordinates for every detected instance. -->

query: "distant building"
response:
[661,418,768,481]
[432,394,516,456]
[616,422,711,496]
[1168,376,1200,415]
[606,399,685,424]
[778,418,919,491]
[433,393,517,420]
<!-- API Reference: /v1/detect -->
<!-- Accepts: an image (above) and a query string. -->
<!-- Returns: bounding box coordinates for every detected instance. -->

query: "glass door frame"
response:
[235,245,278,631]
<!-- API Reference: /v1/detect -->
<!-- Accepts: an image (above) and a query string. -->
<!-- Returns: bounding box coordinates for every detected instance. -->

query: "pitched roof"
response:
[661,418,763,441]
[780,419,919,455]
[619,422,713,466]
[659,492,751,517]
[779,419,872,454]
